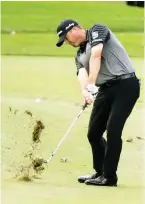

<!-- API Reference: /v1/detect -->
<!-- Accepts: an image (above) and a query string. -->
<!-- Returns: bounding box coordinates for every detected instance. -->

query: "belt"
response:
[100,73,136,88]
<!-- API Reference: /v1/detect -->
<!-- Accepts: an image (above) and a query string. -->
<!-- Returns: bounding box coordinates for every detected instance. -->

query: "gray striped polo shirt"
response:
[75,24,135,86]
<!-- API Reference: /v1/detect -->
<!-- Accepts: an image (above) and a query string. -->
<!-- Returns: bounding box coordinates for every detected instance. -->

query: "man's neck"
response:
[79,29,88,46]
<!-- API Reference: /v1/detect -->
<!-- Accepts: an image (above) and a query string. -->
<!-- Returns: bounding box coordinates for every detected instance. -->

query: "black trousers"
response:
[87,77,140,178]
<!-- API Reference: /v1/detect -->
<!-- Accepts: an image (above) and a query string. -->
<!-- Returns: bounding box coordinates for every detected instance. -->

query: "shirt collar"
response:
[79,30,88,52]
[86,30,89,42]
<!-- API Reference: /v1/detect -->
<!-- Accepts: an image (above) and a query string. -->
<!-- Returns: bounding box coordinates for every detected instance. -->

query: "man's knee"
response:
[106,115,126,141]
[87,128,104,144]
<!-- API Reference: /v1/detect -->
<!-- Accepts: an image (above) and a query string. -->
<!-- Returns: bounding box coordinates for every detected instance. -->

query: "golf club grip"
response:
[82,102,88,110]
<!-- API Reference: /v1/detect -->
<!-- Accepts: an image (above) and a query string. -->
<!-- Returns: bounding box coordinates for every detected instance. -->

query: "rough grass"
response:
[1,1,144,57]
[1,1,144,33]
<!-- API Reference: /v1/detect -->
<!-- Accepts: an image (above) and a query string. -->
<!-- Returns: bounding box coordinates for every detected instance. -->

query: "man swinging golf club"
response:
[56,19,140,187]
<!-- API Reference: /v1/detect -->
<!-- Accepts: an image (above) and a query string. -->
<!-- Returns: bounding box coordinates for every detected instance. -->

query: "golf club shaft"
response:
[45,103,87,163]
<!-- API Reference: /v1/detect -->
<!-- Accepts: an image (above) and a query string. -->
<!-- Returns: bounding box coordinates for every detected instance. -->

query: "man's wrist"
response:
[87,84,98,95]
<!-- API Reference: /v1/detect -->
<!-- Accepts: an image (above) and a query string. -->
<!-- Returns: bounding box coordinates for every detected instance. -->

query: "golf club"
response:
[42,102,88,164]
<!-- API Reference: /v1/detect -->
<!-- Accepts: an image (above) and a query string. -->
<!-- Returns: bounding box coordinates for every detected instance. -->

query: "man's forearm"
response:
[78,68,94,105]
[78,68,89,91]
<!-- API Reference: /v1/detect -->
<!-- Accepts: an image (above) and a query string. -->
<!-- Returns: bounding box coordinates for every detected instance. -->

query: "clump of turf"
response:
[32,120,45,143]
[19,175,32,182]
[32,157,44,168]
[15,148,45,181]
[8,106,18,115]
[24,110,33,117]
[15,164,33,182]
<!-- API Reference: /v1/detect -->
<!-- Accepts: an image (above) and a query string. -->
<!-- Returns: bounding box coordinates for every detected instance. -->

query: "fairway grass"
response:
[1,56,145,204]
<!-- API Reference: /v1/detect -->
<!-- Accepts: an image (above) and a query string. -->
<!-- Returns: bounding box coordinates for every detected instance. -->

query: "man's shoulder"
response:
[89,24,109,32]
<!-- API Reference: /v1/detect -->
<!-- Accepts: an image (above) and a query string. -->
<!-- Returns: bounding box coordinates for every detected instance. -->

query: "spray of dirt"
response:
[14,109,46,181]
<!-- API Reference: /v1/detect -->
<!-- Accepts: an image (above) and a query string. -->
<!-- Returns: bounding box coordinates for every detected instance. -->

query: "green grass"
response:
[1,1,144,57]
[1,1,144,33]
[1,2,145,202]
[1,56,145,204]
[1,32,144,57]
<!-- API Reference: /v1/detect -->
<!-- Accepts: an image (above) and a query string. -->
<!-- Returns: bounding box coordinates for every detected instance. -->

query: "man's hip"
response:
[99,72,138,89]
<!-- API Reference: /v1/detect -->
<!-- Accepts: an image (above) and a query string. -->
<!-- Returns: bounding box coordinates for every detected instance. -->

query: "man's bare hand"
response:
[82,90,94,105]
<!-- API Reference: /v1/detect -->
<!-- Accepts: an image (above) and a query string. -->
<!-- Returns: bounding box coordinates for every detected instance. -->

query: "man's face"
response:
[65,27,82,47]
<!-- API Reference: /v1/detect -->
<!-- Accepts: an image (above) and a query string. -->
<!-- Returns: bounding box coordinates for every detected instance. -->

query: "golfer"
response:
[56,19,140,186]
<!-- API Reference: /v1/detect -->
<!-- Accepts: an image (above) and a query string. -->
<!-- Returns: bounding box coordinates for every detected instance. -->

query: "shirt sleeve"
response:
[89,24,110,47]
[75,56,84,75]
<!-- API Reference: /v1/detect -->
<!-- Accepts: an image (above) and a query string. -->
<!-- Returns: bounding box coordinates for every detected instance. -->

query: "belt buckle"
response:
[106,78,117,87]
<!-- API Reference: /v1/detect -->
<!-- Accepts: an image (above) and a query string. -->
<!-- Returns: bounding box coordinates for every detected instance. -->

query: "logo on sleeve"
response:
[92,31,99,39]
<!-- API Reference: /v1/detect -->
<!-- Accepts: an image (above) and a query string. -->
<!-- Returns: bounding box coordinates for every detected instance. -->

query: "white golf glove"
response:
[87,84,98,99]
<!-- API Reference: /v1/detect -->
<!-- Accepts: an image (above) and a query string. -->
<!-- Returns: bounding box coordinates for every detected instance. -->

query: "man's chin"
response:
[72,44,79,48]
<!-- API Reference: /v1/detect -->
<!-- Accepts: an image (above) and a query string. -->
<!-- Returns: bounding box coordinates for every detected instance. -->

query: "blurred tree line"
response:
[126,1,144,7]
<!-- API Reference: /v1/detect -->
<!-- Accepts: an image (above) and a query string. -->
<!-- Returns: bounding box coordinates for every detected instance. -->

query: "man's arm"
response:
[77,43,103,89]
[77,68,89,91]
[86,24,110,94]
[78,68,93,105]
[78,44,103,104]
[88,43,103,84]
[77,43,103,105]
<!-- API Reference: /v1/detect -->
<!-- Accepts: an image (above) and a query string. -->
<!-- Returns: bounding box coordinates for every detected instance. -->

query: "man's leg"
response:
[85,77,140,186]
[78,90,111,183]
[104,77,140,179]
[87,90,111,173]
